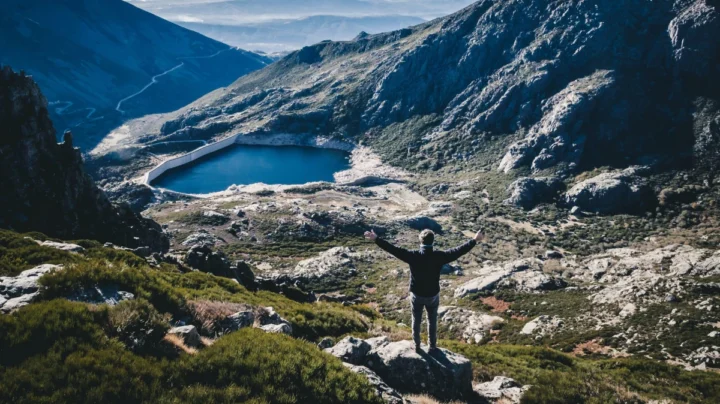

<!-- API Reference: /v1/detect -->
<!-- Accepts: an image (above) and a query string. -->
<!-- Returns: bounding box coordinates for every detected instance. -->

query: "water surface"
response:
[152,144,351,194]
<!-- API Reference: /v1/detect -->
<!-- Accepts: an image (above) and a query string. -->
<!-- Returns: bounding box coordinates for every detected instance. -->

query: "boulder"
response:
[0,264,62,312]
[233,260,257,289]
[343,363,408,404]
[66,285,135,306]
[438,306,504,344]
[168,325,202,348]
[292,247,358,281]
[256,306,293,335]
[182,231,223,246]
[325,336,372,365]
[38,240,86,253]
[317,337,334,349]
[220,310,256,332]
[365,340,473,401]
[563,168,654,214]
[0,264,61,298]
[520,315,564,337]
[185,244,249,283]
[259,323,292,335]
[504,177,564,209]
[454,259,555,297]
[473,376,530,404]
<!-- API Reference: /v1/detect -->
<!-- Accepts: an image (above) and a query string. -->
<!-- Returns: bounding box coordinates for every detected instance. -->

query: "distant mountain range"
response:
[0,0,270,149]
[177,15,426,53]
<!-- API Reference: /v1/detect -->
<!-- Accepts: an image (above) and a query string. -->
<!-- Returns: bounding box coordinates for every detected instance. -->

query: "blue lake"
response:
[151,144,351,194]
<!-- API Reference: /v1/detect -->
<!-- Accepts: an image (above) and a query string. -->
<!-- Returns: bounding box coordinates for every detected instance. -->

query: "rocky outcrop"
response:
[325,337,473,401]
[438,306,504,344]
[66,285,135,306]
[343,363,408,404]
[454,258,566,298]
[563,168,655,214]
[473,376,531,404]
[504,176,564,209]
[325,336,372,365]
[0,264,62,313]
[0,67,168,252]
[103,182,157,213]
[520,315,564,337]
[183,244,256,288]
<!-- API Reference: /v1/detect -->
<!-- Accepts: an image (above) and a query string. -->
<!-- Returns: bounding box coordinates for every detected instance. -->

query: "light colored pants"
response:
[410,292,439,348]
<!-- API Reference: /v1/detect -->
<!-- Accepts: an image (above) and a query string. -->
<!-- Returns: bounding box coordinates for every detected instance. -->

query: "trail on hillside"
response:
[115,47,236,114]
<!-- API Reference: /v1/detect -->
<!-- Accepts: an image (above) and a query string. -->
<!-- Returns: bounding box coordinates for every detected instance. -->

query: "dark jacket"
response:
[375,238,477,297]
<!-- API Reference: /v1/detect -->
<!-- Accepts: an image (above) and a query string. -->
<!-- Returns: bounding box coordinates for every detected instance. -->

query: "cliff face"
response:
[105,0,720,179]
[0,66,168,251]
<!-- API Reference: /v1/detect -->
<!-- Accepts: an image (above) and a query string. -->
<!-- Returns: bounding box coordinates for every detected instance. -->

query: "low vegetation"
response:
[0,301,382,404]
[444,342,720,403]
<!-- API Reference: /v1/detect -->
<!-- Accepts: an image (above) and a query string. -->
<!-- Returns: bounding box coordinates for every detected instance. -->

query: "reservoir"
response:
[151,144,351,194]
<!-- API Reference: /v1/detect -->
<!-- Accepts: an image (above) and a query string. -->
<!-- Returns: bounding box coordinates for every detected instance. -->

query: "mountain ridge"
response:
[97,0,720,189]
[0,0,271,149]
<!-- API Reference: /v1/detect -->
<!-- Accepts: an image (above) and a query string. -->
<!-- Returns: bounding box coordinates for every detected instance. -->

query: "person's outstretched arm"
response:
[442,230,485,263]
[364,230,413,263]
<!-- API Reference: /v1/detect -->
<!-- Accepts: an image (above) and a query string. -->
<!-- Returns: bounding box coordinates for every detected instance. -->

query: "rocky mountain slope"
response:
[0,66,168,252]
[99,0,719,193]
[0,0,270,149]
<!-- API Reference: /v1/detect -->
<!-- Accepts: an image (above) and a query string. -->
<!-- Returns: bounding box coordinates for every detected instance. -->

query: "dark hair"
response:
[419,229,435,245]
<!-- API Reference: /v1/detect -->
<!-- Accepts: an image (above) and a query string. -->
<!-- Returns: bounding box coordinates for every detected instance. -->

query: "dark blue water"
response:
[151,144,351,194]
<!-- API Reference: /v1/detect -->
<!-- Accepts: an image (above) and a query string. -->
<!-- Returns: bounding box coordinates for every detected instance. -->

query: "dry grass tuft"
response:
[188,300,253,334]
[405,394,465,404]
[163,334,197,355]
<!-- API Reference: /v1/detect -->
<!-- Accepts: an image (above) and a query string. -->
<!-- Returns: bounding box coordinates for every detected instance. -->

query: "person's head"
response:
[419,229,435,245]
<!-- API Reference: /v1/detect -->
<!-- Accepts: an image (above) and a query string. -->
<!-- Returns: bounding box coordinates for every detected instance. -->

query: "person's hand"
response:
[473,230,485,243]
[364,229,378,241]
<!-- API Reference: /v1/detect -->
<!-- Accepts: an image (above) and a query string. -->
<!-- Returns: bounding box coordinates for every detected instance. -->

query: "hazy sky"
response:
[126,0,477,24]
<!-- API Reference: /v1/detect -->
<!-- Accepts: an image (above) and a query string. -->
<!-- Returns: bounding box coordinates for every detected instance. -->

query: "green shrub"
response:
[39,261,186,315]
[108,299,170,354]
[443,342,720,403]
[0,301,381,404]
[178,328,383,404]
[0,300,109,366]
[0,346,167,404]
[167,271,371,341]
[0,229,78,276]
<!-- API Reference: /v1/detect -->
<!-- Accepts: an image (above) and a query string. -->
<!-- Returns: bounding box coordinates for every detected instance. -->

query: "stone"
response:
[0,264,63,312]
[545,250,564,259]
[38,240,86,253]
[504,177,564,209]
[365,340,473,401]
[563,168,654,214]
[324,336,372,365]
[343,363,407,404]
[259,323,292,334]
[473,376,530,404]
[220,310,255,332]
[438,306,504,344]
[182,231,223,246]
[520,315,564,336]
[66,285,135,306]
[317,337,334,349]
[168,325,202,348]
[570,206,581,216]
[1,293,39,314]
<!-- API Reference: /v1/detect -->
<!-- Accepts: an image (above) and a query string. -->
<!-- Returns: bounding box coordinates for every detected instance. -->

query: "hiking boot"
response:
[428,346,440,354]
[415,345,423,354]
